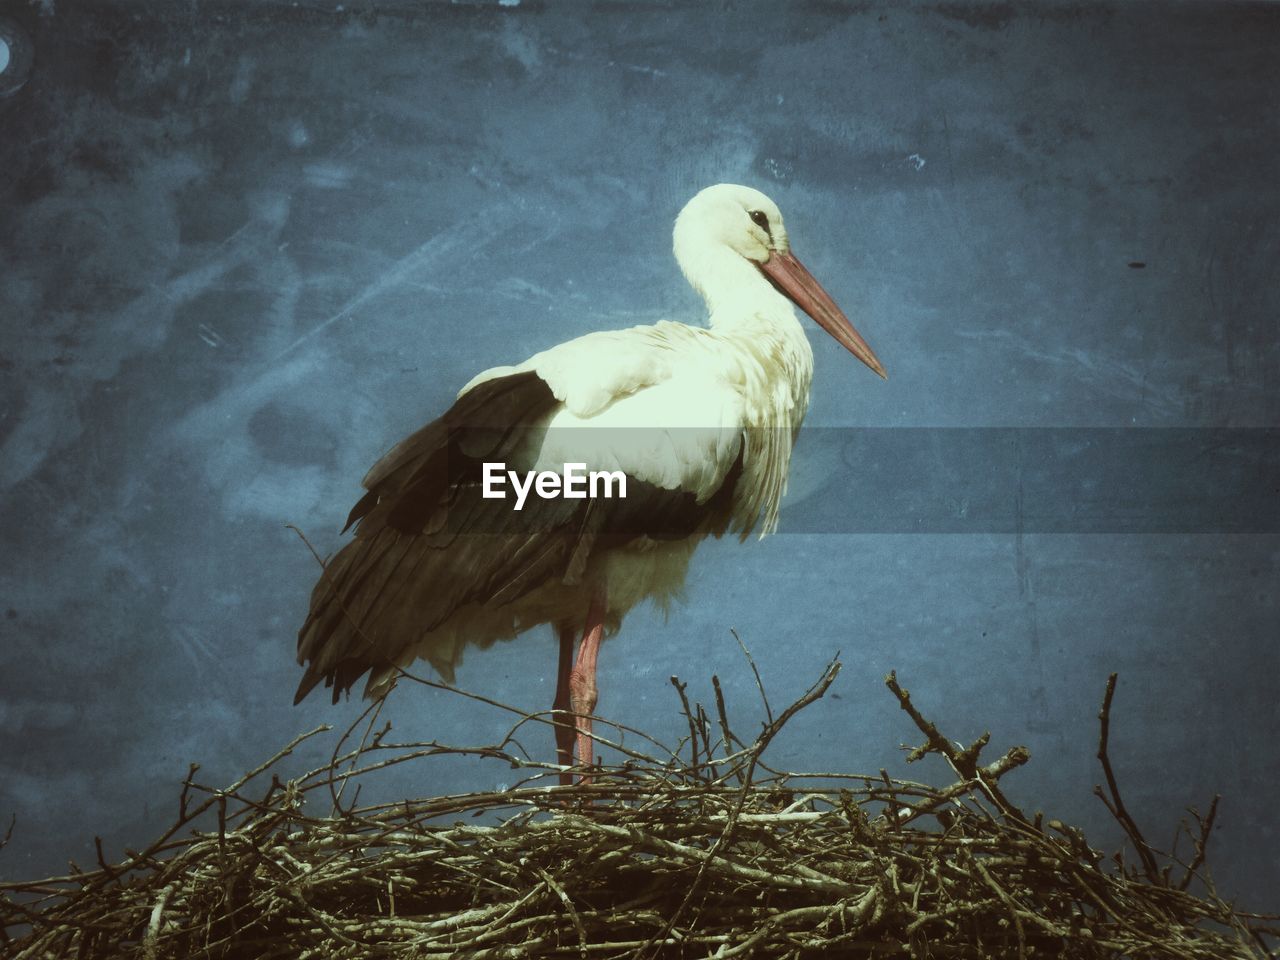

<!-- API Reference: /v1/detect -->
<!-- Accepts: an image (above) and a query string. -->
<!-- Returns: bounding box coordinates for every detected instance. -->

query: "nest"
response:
[2,657,1275,959]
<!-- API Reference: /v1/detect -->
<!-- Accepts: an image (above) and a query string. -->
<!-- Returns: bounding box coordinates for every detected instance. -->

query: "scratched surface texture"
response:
[1,0,1277,905]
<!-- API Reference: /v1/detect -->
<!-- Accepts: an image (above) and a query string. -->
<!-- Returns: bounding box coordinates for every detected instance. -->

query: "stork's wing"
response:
[294,371,743,705]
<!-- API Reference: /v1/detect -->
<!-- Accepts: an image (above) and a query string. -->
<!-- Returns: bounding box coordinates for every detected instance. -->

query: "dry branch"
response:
[1,661,1274,959]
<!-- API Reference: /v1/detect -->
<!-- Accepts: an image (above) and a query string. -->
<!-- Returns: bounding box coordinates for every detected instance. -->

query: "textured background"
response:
[1,0,1277,907]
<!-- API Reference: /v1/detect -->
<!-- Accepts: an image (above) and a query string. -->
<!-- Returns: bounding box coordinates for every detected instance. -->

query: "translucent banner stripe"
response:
[782,428,1280,534]
[389,428,1279,536]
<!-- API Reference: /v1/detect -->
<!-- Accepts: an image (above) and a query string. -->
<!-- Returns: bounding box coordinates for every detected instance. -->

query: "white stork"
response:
[295,184,885,783]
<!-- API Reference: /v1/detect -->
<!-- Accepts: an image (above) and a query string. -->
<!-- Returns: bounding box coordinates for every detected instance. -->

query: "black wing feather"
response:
[295,371,742,705]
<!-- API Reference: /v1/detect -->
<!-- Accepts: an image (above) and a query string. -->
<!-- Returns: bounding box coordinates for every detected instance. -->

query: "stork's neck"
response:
[684,247,815,422]
[686,248,795,330]
[682,247,814,535]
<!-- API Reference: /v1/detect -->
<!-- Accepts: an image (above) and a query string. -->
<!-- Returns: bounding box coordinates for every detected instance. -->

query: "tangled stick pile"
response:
[2,660,1275,958]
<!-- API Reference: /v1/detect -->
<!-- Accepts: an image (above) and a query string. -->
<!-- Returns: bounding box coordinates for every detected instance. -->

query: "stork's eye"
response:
[748,210,771,234]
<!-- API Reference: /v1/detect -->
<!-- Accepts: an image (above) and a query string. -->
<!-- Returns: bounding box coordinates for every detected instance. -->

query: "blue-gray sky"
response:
[0,0,1276,909]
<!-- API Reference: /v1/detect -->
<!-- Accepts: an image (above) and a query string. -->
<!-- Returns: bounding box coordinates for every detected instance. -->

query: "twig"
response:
[669,675,703,779]
[1094,672,1161,883]
[730,628,774,727]
[1179,794,1221,892]
[885,671,1030,827]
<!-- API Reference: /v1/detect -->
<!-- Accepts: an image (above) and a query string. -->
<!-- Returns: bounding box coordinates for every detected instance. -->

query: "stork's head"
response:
[673,183,886,379]
[674,183,790,264]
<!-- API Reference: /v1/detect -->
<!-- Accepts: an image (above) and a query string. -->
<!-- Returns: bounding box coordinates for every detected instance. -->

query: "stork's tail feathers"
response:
[294,539,393,705]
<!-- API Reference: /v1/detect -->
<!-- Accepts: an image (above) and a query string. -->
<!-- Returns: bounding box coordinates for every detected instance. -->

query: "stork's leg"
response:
[553,622,577,786]
[568,589,607,783]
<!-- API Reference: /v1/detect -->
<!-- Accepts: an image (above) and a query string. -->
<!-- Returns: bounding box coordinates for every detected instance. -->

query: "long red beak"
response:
[757,250,886,379]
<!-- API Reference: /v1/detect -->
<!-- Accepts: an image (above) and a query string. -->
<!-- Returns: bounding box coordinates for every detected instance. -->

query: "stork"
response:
[294,184,885,783]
